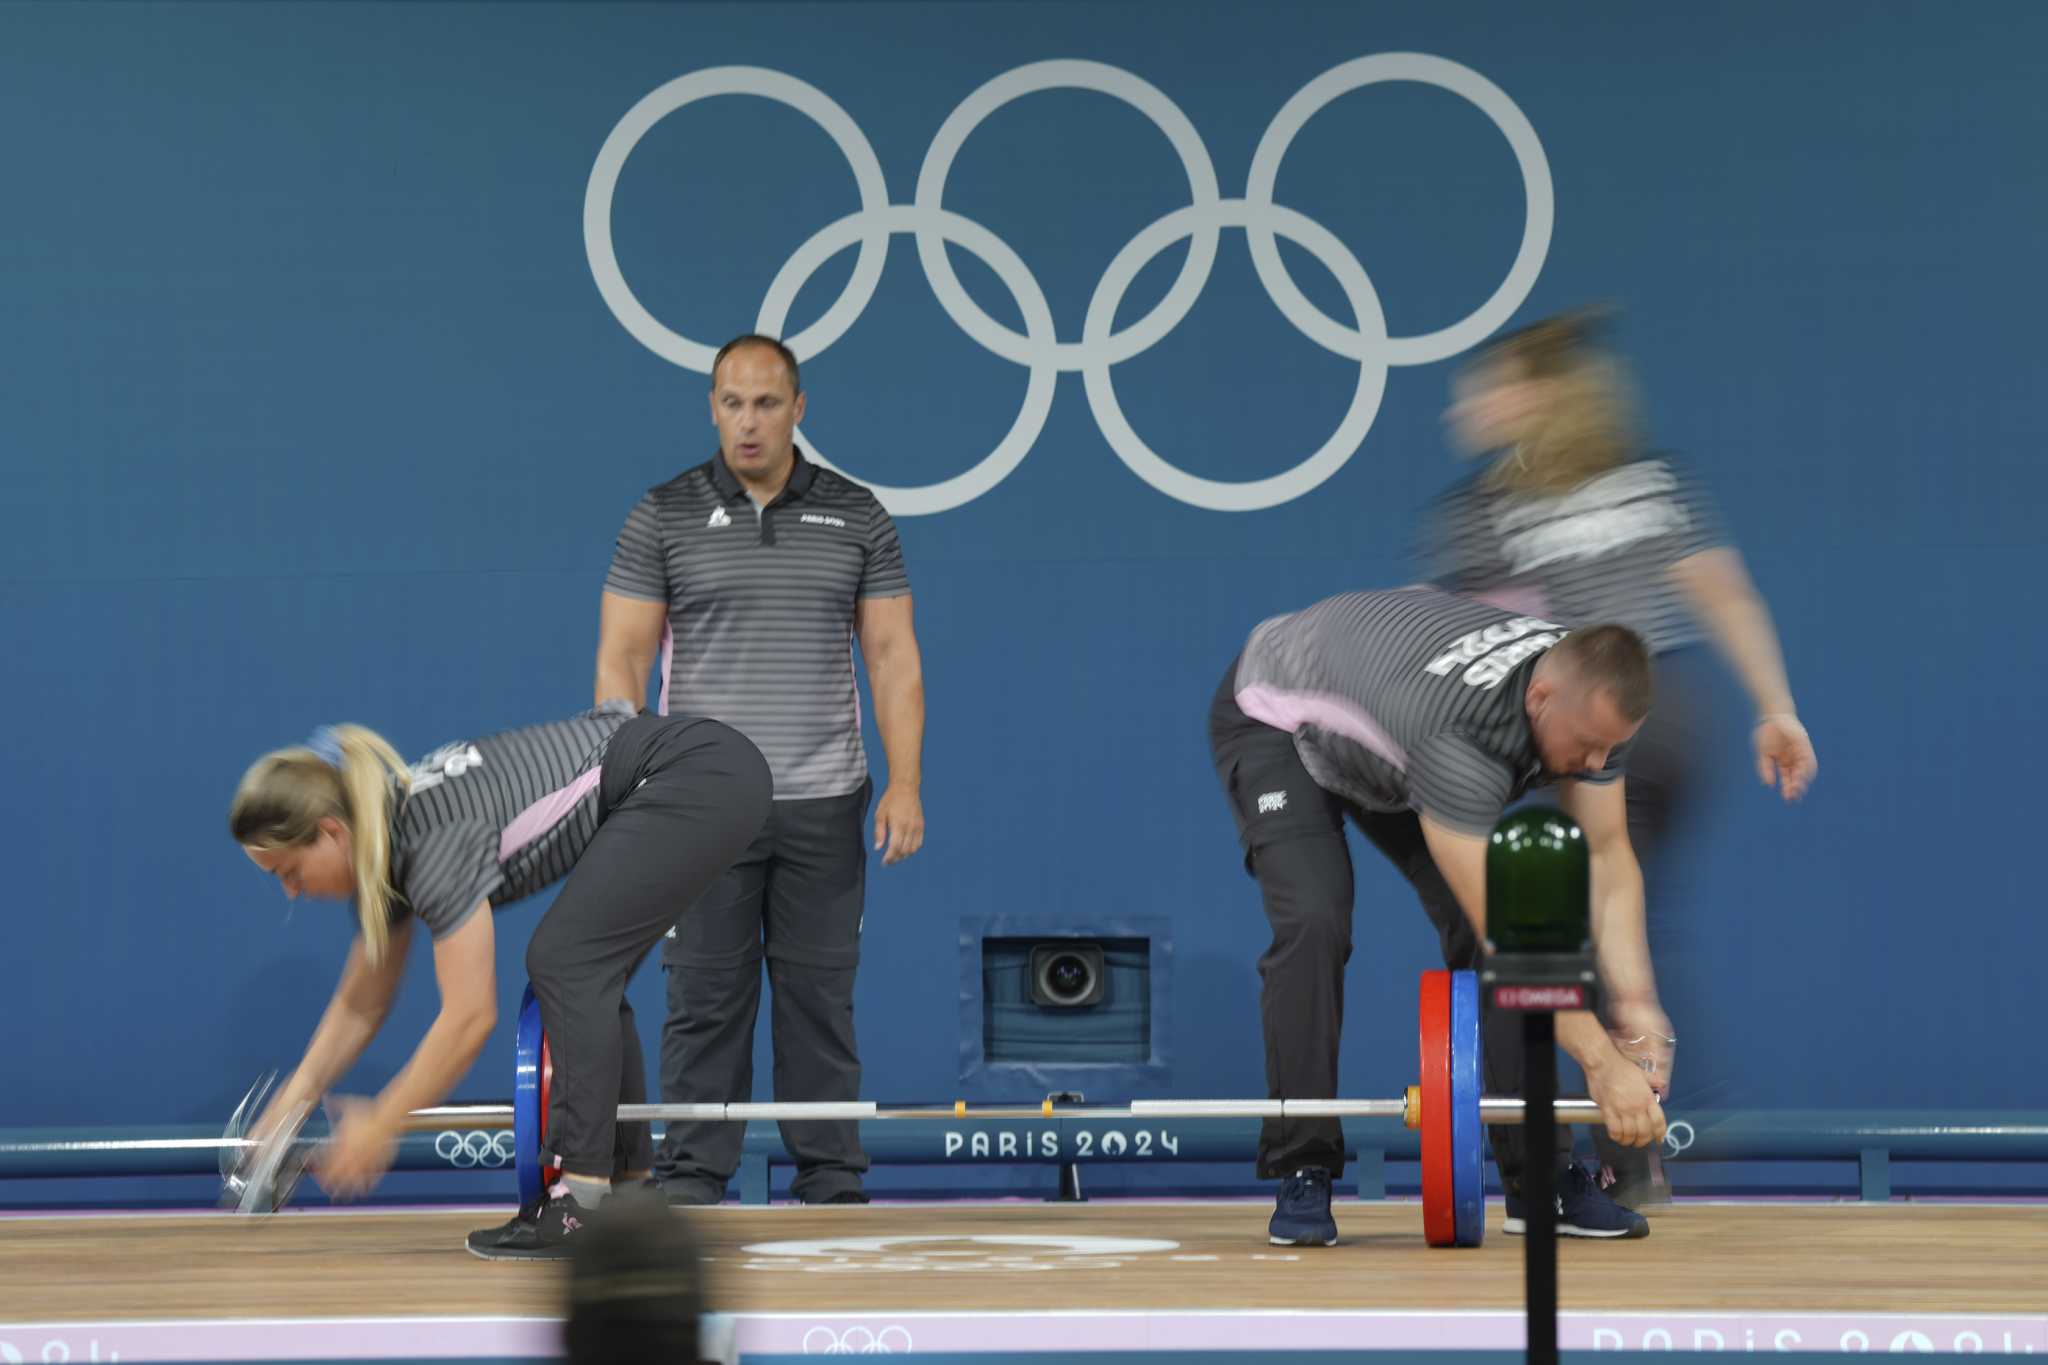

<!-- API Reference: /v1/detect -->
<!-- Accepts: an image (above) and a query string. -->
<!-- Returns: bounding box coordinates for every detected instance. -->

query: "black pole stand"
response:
[1522,1010,1559,1365]
[1047,1092,1086,1202]
[1480,804,1598,1365]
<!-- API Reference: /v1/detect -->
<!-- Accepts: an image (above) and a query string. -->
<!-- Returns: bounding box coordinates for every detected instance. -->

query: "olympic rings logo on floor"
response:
[434,1130,518,1169]
[585,56,1554,514]
[800,1325,914,1355]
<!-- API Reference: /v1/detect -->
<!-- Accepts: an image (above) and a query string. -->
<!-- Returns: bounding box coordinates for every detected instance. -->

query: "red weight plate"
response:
[540,1031,561,1192]
[1418,969,1455,1247]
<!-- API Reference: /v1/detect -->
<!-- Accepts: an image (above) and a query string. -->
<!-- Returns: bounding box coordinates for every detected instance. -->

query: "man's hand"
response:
[315,1095,398,1201]
[1754,713,1817,801]
[1606,999,1677,1099]
[1584,1049,1667,1148]
[873,784,925,865]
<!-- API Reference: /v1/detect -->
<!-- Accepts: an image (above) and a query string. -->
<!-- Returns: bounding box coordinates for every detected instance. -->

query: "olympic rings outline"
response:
[1082,199,1389,512]
[1243,52,1553,367]
[585,67,891,373]
[585,55,1552,515]
[913,60,1222,372]
[801,1325,915,1355]
[757,205,1057,514]
[435,1129,518,1169]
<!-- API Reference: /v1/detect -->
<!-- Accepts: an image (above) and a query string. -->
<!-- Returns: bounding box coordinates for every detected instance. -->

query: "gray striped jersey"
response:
[1420,455,1726,652]
[386,701,636,939]
[1234,587,1623,835]
[605,452,909,800]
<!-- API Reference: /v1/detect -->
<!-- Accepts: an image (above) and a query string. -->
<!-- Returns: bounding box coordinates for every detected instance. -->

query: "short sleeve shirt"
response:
[388,703,636,938]
[604,450,908,799]
[1421,455,1727,652]
[1234,587,1627,835]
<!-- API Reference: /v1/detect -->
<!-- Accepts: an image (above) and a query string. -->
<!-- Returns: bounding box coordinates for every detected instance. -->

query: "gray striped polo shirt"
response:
[386,702,637,939]
[1420,455,1726,653]
[1234,587,1624,835]
[604,450,909,801]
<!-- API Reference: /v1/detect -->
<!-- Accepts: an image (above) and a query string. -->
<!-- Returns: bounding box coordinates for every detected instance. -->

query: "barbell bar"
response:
[229,970,1604,1242]
[391,1094,1607,1131]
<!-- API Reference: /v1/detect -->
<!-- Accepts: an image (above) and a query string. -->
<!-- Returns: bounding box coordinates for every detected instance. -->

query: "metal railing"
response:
[4,1109,2044,1204]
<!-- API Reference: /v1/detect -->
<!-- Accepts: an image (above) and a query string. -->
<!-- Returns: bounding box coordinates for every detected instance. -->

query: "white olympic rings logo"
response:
[801,1325,915,1355]
[585,56,1553,515]
[435,1130,518,1169]
[1662,1120,1696,1159]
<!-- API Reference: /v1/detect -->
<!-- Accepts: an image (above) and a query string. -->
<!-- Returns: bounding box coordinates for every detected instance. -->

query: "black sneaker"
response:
[1502,1162,1649,1239]
[809,1189,870,1205]
[1267,1168,1338,1247]
[465,1188,596,1261]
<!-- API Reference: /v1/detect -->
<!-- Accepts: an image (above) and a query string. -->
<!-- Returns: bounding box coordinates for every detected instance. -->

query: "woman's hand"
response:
[315,1095,399,1200]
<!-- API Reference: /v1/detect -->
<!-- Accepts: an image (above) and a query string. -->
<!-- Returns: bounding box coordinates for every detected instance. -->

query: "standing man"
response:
[596,334,926,1206]
[1208,586,1668,1246]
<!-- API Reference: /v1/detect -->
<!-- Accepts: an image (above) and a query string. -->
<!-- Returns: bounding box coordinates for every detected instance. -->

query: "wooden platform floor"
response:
[4,1200,2044,1322]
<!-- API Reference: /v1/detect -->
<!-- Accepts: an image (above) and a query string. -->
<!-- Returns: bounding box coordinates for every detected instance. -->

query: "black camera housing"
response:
[1028,942,1107,1008]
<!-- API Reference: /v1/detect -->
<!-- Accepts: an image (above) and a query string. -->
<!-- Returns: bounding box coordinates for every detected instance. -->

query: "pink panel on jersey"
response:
[1471,583,1553,617]
[499,767,605,863]
[657,619,674,717]
[1234,684,1410,772]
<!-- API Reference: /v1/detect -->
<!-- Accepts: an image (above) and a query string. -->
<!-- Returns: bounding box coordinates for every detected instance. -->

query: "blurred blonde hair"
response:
[229,725,412,964]
[1470,308,1642,497]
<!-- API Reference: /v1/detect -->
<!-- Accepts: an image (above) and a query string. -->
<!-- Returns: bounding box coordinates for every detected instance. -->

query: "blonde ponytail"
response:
[328,725,410,964]
[229,724,413,965]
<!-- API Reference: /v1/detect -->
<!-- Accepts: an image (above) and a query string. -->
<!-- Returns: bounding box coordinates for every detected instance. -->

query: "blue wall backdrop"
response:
[4,1,2042,1186]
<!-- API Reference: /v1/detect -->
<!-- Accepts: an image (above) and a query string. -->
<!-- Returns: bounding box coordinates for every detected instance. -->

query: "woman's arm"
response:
[372,904,499,1126]
[255,920,414,1137]
[1670,547,1818,800]
[318,905,499,1198]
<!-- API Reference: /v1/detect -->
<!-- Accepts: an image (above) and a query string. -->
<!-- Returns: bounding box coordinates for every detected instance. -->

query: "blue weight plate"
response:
[513,983,544,1207]
[1450,968,1485,1247]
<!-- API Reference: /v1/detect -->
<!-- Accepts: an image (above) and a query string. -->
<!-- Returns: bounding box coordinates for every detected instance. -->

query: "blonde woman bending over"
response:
[230,703,768,1259]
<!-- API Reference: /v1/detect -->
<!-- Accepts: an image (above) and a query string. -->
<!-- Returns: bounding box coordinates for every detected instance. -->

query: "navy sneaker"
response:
[1268,1168,1338,1247]
[1502,1162,1649,1239]
[465,1187,597,1261]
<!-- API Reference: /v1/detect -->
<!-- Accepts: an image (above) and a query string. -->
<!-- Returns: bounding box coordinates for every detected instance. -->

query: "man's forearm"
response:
[1590,847,1656,1004]
[1556,1009,1626,1074]
[870,655,925,790]
[1422,814,1630,1079]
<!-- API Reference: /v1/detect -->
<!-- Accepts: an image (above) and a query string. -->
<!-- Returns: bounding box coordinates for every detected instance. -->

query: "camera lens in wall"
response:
[1029,942,1107,1008]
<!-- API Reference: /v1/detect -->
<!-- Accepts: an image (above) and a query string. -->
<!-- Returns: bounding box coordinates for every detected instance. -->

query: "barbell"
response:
[224,969,1613,1246]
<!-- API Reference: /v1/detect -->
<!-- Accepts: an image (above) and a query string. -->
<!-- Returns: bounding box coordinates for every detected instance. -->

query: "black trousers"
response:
[654,780,873,1203]
[526,714,772,1176]
[1207,658,1566,1189]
